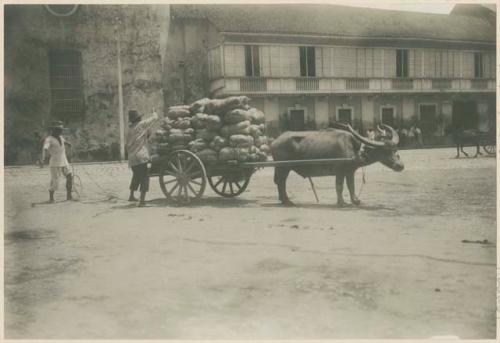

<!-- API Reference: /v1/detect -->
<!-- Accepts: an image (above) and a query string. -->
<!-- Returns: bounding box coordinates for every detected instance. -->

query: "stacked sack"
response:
[152,96,271,163]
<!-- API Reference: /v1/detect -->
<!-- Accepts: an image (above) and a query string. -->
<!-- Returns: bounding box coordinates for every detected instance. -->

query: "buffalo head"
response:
[347,124,404,172]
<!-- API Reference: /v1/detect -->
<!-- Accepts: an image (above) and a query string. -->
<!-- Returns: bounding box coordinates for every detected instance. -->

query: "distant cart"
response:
[478,130,496,155]
[149,150,354,204]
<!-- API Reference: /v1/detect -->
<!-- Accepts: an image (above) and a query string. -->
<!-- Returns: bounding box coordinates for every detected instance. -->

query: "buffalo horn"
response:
[347,124,385,147]
[381,124,400,146]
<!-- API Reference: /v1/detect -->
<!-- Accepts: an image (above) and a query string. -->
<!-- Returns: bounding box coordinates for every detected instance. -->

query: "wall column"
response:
[264,97,280,136]
[361,95,374,130]
[314,96,329,129]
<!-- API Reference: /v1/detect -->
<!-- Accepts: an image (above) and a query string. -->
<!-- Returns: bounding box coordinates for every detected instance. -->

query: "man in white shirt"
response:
[41,121,73,203]
[126,109,159,207]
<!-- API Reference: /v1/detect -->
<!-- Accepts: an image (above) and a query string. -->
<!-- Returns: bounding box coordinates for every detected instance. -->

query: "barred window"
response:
[474,52,484,78]
[396,49,409,78]
[244,45,260,77]
[48,49,84,117]
[299,46,316,77]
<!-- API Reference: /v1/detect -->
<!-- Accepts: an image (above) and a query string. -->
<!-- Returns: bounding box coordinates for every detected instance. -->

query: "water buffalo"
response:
[271,124,404,206]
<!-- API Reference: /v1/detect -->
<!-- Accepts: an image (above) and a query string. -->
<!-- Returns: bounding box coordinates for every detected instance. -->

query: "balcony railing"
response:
[346,78,369,90]
[240,77,267,92]
[471,79,488,89]
[215,77,495,96]
[432,79,452,90]
[393,79,413,90]
[296,78,319,91]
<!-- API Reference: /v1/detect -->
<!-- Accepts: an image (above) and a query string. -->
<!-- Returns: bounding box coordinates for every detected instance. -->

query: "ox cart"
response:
[451,128,496,157]
[149,149,354,203]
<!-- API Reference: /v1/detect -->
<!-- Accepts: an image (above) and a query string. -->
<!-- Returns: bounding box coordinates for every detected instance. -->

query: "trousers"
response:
[49,166,71,191]
[130,163,149,193]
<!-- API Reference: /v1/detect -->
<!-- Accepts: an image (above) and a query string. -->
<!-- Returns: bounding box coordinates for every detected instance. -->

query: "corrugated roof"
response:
[171,4,495,44]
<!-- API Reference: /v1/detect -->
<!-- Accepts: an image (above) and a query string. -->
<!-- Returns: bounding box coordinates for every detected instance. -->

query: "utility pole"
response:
[115,15,125,161]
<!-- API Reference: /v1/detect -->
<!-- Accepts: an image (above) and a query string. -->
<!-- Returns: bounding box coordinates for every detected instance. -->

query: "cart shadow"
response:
[143,196,260,208]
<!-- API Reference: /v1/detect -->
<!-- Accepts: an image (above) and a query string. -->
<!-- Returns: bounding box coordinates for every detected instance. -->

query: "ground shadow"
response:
[110,196,260,210]
[260,201,396,212]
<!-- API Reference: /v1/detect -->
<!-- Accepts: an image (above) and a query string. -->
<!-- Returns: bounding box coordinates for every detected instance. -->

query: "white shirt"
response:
[43,136,70,167]
[126,112,159,167]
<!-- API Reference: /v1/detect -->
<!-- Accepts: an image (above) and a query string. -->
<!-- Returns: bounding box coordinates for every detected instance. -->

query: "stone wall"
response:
[162,18,218,107]
[4,5,170,164]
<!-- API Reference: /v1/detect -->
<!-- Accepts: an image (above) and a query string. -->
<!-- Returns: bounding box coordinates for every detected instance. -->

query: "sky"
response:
[345,3,455,14]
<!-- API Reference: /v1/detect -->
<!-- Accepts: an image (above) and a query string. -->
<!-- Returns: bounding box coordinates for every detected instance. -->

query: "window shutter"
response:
[260,46,271,76]
[315,47,323,77]
[356,48,366,78]
[373,48,383,77]
[365,48,374,77]
[270,46,280,77]
[384,49,396,77]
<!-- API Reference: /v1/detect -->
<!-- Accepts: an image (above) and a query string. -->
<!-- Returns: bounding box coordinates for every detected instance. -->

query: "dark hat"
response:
[48,120,64,129]
[128,110,142,123]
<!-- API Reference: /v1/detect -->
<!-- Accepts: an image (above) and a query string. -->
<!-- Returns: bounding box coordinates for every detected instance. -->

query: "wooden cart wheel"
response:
[208,170,252,197]
[483,144,496,155]
[159,150,207,203]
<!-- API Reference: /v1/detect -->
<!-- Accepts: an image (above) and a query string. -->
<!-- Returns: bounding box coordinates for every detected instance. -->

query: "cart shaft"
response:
[236,157,355,168]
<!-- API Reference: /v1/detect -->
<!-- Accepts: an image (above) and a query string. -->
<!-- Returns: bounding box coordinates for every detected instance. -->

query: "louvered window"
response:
[49,49,84,117]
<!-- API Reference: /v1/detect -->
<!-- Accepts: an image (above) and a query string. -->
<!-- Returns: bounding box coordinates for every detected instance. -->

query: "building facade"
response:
[172,4,496,142]
[4,4,496,164]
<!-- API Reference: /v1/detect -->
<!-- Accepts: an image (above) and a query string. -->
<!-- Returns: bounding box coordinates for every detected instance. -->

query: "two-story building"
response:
[170,4,496,141]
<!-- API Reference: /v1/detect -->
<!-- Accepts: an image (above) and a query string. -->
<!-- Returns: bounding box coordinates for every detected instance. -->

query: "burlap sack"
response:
[167,105,191,119]
[218,147,238,161]
[196,148,218,163]
[188,138,208,153]
[224,109,251,124]
[196,129,218,142]
[209,136,228,152]
[247,107,265,124]
[229,134,254,148]
[220,120,251,137]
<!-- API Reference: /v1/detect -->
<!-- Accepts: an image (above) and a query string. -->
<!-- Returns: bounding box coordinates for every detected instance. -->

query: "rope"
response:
[356,167,367,199]
[69,164,128,203]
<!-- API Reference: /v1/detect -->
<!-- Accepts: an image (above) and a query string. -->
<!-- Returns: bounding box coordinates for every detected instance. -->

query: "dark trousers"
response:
[130,163,149,193]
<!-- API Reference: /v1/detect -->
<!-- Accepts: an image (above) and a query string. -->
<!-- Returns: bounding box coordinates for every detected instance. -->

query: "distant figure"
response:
[41,121,73,203]
[366,128,375,140]
[410,124,424,148]
[126,109,159,207]
[399,127,408,147]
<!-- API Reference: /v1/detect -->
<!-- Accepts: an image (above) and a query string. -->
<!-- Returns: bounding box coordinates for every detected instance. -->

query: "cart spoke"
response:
[234,181,242,190]
[186,182,197,197]
[178,182,184,196]
[184,159,196,174]
[222,181,228,194]
[167,181,180,196]
[188,179,202,186]
[167,161,179,174]
[177,154,183,173]
[184,184,189,202]
[162,178,178,185]
[229,182,234,194]
[214,177,224,189]
[188,171,202,179]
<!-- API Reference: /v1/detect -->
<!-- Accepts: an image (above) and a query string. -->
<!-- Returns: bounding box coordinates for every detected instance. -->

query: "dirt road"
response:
[4,148,497,339]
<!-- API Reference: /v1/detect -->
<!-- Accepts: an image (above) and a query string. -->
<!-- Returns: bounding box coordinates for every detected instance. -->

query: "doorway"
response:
[381,107,395,127]
[289,109,305,131]
[452,100,478,130]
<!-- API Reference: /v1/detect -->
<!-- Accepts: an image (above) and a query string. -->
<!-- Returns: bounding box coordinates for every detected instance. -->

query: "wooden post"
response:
[116,17,125,161]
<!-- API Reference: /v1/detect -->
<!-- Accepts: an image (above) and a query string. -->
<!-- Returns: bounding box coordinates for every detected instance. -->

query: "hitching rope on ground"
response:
[70,164,129,203]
